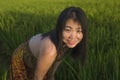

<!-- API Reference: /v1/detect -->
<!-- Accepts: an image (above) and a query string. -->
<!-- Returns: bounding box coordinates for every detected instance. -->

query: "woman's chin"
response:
[67,44,77,48]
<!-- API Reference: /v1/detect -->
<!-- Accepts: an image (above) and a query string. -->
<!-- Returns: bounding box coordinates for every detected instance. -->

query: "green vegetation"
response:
[0,0,120,80]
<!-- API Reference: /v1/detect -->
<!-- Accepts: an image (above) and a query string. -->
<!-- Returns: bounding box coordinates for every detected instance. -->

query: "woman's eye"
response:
[77,30,82,33]
[65,29,71,32]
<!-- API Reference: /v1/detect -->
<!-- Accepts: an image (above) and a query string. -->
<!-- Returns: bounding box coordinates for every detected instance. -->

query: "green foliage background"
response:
[0,0,120,80]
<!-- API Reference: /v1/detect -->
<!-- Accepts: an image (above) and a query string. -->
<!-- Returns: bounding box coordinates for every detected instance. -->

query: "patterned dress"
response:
[9,41,64,80]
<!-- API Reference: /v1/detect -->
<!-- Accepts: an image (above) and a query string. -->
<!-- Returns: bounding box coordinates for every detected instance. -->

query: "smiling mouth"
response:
[68,41,76,45]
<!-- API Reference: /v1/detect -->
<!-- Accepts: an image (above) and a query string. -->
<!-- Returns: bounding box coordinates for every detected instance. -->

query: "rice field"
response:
[0,0,120,80]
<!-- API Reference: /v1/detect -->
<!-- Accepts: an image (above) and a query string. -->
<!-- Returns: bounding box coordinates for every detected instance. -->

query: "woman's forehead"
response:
[65,19,82,29]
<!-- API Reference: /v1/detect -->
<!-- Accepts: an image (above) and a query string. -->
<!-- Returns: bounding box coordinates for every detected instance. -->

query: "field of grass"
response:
[0,0,120,80]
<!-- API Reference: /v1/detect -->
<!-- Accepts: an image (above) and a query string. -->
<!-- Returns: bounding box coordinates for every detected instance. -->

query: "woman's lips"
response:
[68,41,75,45]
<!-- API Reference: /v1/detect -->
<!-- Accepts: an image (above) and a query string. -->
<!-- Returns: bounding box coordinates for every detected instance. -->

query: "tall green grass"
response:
[0,0,120,80]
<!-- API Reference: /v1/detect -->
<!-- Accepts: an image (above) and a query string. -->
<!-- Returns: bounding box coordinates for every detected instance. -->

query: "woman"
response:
[10,6,88,80]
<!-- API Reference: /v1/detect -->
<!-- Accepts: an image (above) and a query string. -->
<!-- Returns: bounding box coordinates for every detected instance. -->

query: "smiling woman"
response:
[9,6,88,80]
[62,19,83,48]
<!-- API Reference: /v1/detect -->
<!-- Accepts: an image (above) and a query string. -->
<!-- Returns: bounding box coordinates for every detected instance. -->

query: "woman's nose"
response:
[69,32,76,39]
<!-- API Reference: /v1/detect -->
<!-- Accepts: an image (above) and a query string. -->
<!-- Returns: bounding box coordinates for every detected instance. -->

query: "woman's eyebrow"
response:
[65,26,72,29]
[77,27,82,29]
[65,26,82,29]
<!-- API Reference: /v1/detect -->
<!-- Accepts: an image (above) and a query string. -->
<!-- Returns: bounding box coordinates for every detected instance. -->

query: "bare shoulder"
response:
[38,36,57,57]
[35,36,57,79]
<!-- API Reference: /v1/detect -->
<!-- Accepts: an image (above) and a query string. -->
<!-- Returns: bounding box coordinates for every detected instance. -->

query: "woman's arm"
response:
[34,38,57,80]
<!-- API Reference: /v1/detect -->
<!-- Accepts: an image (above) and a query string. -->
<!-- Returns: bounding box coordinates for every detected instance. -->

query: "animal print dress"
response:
[10,41,64,80]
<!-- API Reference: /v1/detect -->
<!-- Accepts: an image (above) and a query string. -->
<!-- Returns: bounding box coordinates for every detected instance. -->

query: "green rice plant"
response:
[0,0,120,80]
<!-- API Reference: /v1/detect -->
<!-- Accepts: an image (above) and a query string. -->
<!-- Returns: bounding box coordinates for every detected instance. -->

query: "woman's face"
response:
[62,19,83,48]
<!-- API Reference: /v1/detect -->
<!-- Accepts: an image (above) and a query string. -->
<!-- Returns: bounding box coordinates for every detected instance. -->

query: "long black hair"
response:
[43,6,88,64]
